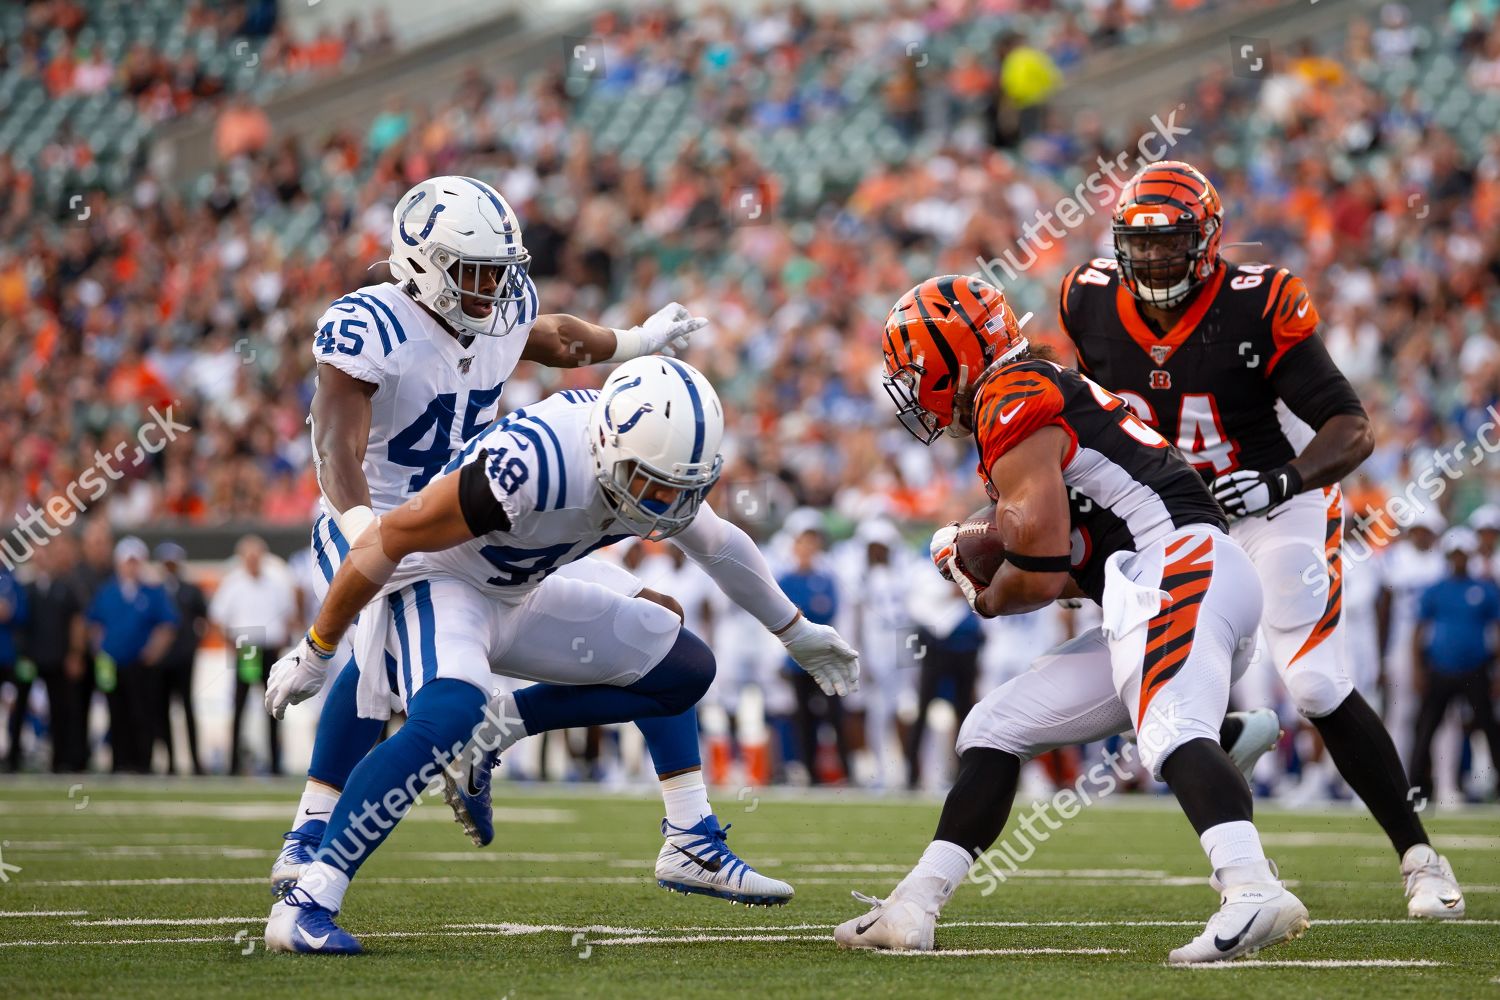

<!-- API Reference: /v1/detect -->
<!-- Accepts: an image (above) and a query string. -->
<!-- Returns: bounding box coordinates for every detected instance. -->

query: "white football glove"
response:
[943,552,985,614]
[778,614,860,697]
[264,632,337,720]
[611,302,708,360]
[929,522,959,580]
[1211,465,1301,519]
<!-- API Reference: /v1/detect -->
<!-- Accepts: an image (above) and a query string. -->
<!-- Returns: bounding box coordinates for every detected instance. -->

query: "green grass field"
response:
[1,779,1497,998]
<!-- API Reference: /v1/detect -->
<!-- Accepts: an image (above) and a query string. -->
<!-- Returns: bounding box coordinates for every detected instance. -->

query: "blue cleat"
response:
[269,820,325,897]
[264,886,362,955]
[655,814,794,906]
[441,746,497,847]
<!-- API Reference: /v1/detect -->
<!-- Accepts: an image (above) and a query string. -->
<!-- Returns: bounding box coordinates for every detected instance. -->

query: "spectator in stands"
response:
[208,535,296,776]
[1410,527,1500,802]
[24,540,88,773]
[154,542,208,776]
[904,581,984,792]
[0,560,31,771]
[777,526,850,784]
[86,537,178,774]
[214,93,272,161]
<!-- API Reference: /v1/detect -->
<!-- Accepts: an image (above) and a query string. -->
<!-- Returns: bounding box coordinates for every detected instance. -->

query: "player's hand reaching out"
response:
[634,302,708,356]
[777,613,860,696]
[264,631,337,720]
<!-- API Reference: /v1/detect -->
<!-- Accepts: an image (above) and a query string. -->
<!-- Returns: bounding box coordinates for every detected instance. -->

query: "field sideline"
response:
[1,779,1497,999]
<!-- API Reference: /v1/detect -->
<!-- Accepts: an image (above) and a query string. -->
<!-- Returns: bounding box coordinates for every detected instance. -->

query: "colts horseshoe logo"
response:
[399,191,447,247]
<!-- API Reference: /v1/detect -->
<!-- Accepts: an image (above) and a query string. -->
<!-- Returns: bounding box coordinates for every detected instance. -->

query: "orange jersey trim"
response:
[1113,264,1227,368]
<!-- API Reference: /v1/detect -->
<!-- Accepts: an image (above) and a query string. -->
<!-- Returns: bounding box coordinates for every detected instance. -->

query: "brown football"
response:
[954,503,1006,585]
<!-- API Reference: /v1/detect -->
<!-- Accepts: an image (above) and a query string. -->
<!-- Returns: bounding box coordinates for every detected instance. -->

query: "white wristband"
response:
[335,503,376,544]
[608,326,643,362]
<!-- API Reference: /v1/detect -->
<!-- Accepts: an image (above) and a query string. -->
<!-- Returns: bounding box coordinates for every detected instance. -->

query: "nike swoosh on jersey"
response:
[1296,303,1309,318]
[298,925,331,950]
[1213,912,1259,952]
[671,844,723,873]
[998,403,1024,424]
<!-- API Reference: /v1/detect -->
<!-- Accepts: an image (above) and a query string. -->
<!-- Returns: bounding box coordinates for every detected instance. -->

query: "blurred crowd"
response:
[0,1,1498,798]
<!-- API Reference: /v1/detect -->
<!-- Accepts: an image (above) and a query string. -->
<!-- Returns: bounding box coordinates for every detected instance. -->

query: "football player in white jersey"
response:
[274,175,710,895]
[262,358,860,954]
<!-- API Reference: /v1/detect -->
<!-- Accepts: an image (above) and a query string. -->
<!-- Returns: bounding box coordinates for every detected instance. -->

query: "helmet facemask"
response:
[1113,219,1217,309]
[424,246,532,338]
[596,453,724,542]
[883,357,946,445]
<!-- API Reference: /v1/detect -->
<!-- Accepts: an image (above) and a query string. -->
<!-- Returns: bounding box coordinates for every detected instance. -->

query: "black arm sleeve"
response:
[1267,336,1366,430]
[457,452,511,537]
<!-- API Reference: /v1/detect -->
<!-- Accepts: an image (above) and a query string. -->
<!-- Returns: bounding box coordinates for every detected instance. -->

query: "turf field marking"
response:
[873,948,1128,957]
[1177,959,1447,969]
[0,937,230,948]
[0,910,88,918]
[70,917,267,926]
[451,923,650,935]
[1262,832,1500,851]
[592,934,830,945]
[0,801,574,823]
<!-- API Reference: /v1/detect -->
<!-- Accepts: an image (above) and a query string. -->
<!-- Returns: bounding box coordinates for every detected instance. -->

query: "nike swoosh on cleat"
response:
[854,915,882,935]
[671,843,723,873]
[297,926,330,950]
[1441,896,1461,907]
[1213,912,1259,952]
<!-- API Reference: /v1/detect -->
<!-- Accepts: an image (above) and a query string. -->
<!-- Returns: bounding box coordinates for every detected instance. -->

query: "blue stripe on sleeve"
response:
[356,291,408,346]
[333,295,390,354]
[312,517,333,584]
[523,416,568,510]
[509,424,550,510]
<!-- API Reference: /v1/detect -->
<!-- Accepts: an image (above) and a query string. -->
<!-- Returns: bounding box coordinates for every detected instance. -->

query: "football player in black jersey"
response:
[1060,159,1464,918]
[836,274,1309,962]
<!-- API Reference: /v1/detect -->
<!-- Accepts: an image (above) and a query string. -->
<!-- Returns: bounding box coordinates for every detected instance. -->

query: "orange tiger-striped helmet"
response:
[882,274,1026,444]
[1112,160,1223,309]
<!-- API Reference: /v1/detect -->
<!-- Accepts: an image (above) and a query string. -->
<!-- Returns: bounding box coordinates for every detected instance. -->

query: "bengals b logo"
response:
[1149,370,1172,390]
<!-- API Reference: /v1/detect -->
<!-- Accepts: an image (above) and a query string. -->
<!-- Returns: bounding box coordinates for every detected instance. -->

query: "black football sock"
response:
[1160,737,1252,835]
[1218,714,1244,752]
[1311,690,1428,856]
[932,748,1022,856]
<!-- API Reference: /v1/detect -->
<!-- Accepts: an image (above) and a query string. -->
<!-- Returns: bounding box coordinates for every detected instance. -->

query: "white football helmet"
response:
[590,357,725,541]
[387,175,531,337]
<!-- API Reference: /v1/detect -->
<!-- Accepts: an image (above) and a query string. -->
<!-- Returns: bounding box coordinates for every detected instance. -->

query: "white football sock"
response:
[1200,820,1273,883]
[298,861,351,914]
[660,769,713,829]
[473,691,528,757]
[901,840,973,902]
[292,783,339,832]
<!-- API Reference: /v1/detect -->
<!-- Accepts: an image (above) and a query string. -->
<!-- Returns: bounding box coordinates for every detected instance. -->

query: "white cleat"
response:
[1402,844,1465,919]
[1225,708,1280,784]
[834,888,939,951]
[1168,865,1309,964]
[264,885,362,955]
[654,815,793,906]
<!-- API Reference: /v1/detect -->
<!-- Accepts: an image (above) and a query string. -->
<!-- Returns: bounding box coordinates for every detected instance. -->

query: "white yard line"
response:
[0,801,573,823]
[872,947,1127,957]
[70,917,266,926]
[1177,959,1447,969]
[0,910,88,918]
[592,934,830,945]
